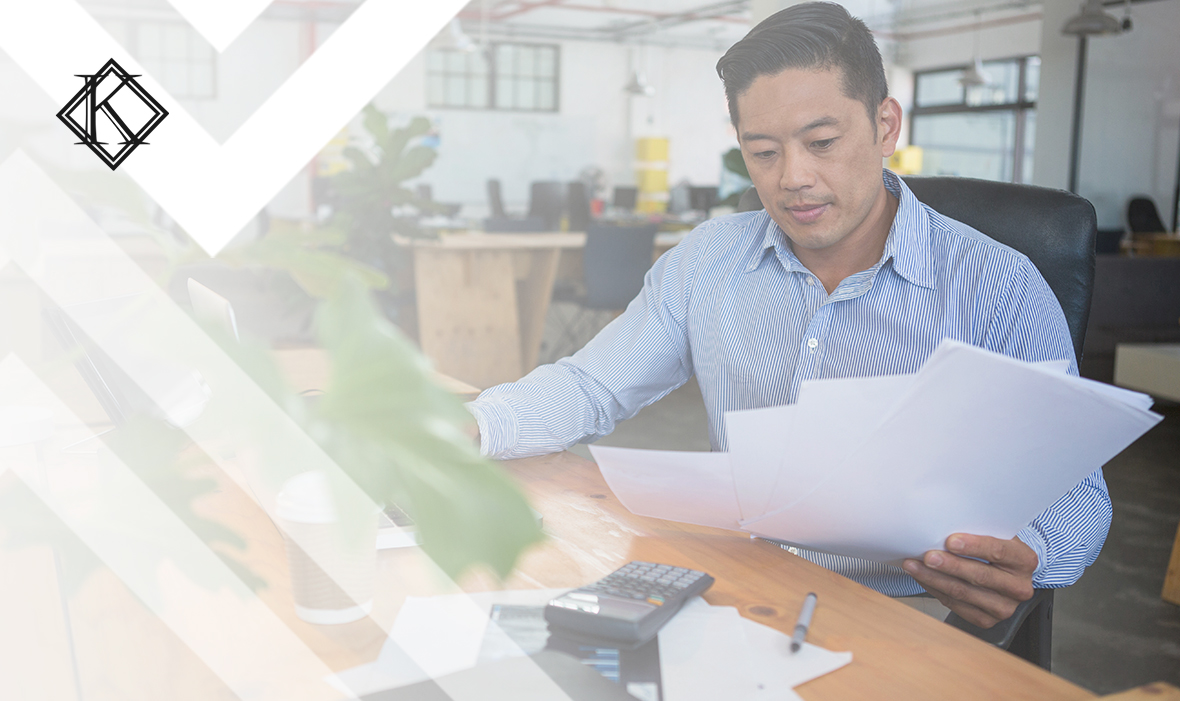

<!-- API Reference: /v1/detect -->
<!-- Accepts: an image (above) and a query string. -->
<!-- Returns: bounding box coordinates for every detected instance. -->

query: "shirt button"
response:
[807,338,818,350]
[806,277,815,286]
[787,546,800,555]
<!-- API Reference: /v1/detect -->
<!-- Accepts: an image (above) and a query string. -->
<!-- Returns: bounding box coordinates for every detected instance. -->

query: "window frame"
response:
[910,55,1038,183]
[426,42,561,113]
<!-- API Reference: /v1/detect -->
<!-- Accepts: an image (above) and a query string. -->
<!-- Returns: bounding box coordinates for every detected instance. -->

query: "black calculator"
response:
[544,561,714,646]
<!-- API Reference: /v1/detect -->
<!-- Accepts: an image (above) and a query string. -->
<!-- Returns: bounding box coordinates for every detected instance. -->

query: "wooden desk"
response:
[501,452,1094,700]
[397,231,686,390]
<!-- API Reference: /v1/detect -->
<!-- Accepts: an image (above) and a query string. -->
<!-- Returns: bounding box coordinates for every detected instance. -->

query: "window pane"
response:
[496,44,515,74]
[912,111,1017,182]
[517,78,536,109]
[537,48,556,77]
[915,70,964,107]
[427,75,445,106]
[965,60,1019,106]
[518,47,536,77]
[468,73,488,107]
[446,76,465,105]
[537,81,555,110]
[1021,110,1036,184]
[1024,57,1040,102]
[427,51,445,71]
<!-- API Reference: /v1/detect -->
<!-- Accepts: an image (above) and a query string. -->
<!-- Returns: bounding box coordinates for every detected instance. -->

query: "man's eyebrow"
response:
[740,117,840,142]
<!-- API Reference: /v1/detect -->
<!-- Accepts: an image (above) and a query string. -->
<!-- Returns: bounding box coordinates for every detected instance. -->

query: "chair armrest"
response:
[945,588,1054,650]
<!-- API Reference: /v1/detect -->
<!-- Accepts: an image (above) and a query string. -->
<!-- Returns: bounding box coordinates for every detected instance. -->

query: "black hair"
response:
[716,2,888,130]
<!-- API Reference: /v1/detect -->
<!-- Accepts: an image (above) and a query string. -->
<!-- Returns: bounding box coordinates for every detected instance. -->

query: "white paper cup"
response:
[275,471,375,625]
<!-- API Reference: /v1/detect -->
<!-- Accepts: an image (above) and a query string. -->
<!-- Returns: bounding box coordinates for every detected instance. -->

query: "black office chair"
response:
[529,181,567,231]
[567,181,592,233]
[1127,196,1167,235]
[738,177,1099,670]
[543,223,659,362]
[485,178,547,232]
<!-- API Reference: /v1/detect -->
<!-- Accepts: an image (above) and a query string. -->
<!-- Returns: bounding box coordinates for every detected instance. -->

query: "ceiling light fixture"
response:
[960,12,991,87]
[624,71,655,97]
[1061,0,1123,36]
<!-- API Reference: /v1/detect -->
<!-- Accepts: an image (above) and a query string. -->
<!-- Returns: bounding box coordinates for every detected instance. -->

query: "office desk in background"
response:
[395,231,686,390]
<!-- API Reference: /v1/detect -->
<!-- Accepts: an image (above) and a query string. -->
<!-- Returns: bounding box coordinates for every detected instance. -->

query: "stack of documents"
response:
[591,340,1162,563]
[330,590,850,700]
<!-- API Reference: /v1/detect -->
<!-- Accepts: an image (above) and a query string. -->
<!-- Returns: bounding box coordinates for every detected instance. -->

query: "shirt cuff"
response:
[1016,526,1049,583]
[464,396,518,459]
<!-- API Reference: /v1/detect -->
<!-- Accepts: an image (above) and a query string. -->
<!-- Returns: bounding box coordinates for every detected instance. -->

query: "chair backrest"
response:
[735,178,1097,361]
[567,181,592,233]
[1127,196,1166,234]
[583,223,659,310]
[529,181,566,230]
[487,179,507,219]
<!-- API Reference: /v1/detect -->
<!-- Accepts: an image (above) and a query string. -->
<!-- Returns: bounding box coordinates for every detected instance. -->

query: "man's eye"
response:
[812,138,836,150]
[754,150,776,159]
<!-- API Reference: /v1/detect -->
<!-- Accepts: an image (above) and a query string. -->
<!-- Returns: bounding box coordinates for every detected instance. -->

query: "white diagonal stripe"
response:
[0,0,464,255]
[0,150,574,700]
[165,0,272,52]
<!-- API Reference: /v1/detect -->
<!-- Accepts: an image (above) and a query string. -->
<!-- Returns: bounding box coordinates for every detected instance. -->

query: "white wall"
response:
[1073,1,1180,229]
[373,40,734,213]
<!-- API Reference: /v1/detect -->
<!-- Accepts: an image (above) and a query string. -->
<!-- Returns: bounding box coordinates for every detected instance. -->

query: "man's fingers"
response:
[922,550,1034,603]
[902,559,1019,623]
[946,534,1037,573]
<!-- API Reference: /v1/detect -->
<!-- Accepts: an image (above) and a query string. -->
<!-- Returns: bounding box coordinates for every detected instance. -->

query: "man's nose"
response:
[778,149,815,191]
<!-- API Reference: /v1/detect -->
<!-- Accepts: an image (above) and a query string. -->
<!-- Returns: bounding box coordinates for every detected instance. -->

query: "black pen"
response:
[790,592,817,653]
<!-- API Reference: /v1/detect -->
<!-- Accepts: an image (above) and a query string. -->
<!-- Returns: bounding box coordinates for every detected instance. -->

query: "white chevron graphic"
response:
[0,150,570,700]
[165,0,272,52]
[0,0,465,255]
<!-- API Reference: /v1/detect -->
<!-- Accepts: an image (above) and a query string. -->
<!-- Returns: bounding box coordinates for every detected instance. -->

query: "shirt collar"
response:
[746,170,936,291]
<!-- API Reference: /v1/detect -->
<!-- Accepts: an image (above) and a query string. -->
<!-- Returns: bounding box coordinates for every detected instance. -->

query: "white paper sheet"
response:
[331,592,851,700]
[742,340,1162,561]
[590,445,742,530]
[328,589,566,697]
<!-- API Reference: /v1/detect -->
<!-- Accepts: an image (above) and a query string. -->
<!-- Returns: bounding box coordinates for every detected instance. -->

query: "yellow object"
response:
[636,169,668,193]
[887,145,924,175]
[636,137,669,162]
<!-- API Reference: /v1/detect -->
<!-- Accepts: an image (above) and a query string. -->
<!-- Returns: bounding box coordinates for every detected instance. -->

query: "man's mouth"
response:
[783,203,830,224]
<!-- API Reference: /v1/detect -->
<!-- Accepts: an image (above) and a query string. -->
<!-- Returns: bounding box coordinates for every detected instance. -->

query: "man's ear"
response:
[877,97,903,158]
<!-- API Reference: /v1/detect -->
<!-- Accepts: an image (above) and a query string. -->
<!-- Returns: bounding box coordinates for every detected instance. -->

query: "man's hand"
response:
[902,534,1037,628]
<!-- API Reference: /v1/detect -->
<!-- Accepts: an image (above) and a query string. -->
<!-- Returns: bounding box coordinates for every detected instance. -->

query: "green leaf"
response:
[361,104,390,147]
[723,147,749,179]
[384,146,437,185]
[313,276,543,579]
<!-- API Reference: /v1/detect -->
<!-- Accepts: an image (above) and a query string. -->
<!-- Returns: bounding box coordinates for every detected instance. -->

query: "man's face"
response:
[737,67,899,255]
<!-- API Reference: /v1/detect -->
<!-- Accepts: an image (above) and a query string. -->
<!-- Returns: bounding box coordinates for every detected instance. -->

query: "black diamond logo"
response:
[57,58,168,171]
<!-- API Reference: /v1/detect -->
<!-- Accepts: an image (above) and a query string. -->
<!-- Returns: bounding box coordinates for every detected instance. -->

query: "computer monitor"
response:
[612,186,638,212]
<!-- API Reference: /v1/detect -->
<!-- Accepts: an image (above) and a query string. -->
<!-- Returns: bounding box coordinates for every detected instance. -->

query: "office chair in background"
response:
[485,178,547,232]
[543,223,659,363]
[1127,196,1168,235]
[567,181,592,232]
[738,176,1099,671]
[529,181,567,230]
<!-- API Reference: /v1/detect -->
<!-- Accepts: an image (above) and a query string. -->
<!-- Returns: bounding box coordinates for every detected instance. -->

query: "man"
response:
[467,2,1110,629]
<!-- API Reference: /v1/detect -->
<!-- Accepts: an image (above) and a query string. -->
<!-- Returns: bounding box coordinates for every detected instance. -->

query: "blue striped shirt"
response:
[469,171,1111,596]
